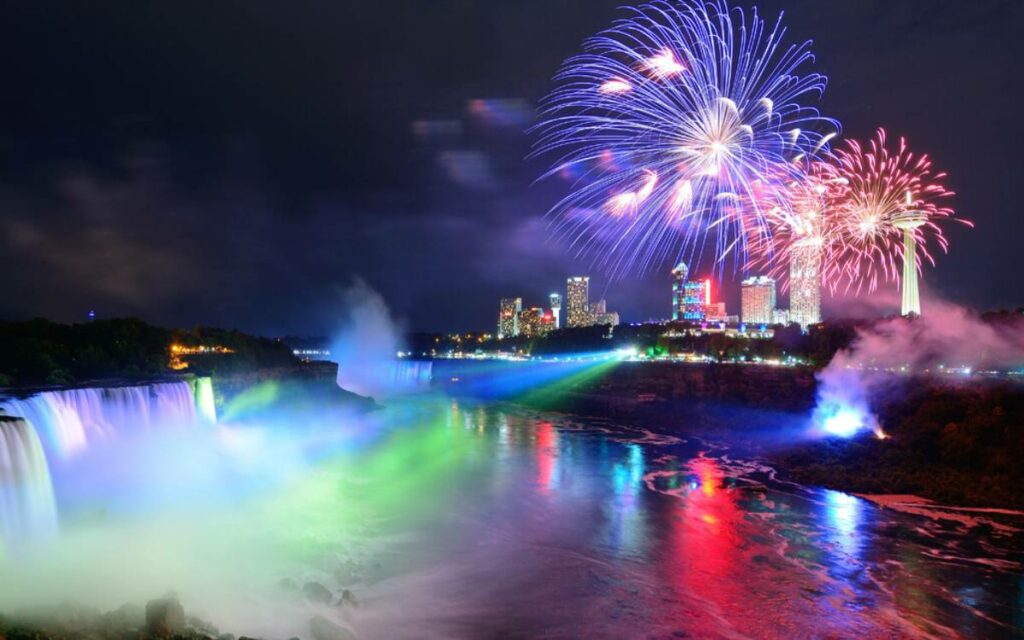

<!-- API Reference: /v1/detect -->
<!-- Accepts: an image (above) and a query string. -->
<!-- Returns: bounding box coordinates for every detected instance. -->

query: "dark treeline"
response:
[0,318,296,387]
[409,320,859,368]
[170,326,296,374]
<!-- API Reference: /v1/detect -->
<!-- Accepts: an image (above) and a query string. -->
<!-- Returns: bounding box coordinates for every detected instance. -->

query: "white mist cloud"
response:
[813,296,1024,437]
[331,279,431,398]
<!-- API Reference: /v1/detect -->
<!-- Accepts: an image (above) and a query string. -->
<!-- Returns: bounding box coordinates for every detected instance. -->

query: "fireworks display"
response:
[826,128,968,294]
[745,161,850,291]
[537,1,972,302]
[534,0,838,275]
[751,129,968,295]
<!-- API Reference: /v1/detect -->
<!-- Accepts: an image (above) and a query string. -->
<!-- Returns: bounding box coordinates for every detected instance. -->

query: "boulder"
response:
[337,590,358,609]
[308,615,356,640]
[302,582,333,605]
[98,603,145,636]
[187,616,219,637]
[144,597,185,637]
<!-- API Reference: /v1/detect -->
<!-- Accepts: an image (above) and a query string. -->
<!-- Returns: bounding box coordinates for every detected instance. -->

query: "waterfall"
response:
[192,376,218,424]
[389,360,433,390]
[0,418,58,552]
[0,377,216,550]
[337,359,433,397]
[0,379,215,460]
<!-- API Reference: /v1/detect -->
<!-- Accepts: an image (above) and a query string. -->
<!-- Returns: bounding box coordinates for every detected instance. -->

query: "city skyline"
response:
[489,264,840,340]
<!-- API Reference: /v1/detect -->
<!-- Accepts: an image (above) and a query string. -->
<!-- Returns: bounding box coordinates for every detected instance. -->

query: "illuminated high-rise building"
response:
[539,311,556,335]
[682,278,710,321]
[549,293,562,329]
[498,297,522,338]
[671,263,688,321]
[589,299,618,327]
[703,301,727,322]
[741,277,776,325]
[517,307,543,338]
[566,277,590,328]
[789,241,821,329]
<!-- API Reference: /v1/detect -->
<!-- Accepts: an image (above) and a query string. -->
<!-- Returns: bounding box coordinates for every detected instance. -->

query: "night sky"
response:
[0,1,1021,335]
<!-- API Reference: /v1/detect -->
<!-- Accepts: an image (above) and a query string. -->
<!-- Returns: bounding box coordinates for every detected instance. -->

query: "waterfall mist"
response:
[0,374,455,639]
[331,279,431,398]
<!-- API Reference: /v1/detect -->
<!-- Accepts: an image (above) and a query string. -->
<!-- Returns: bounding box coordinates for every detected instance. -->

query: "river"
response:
[1,386,1021,639]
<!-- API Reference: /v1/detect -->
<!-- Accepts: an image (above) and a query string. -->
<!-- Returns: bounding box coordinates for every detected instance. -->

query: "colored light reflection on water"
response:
[2,398,1021,638]
[824,489,863,559]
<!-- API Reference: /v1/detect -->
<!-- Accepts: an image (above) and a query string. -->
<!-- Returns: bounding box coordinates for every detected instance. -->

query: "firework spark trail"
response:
[533,0,839,276]
[747,128,970,297]
[745,161,850,292]
[828,128,969,295]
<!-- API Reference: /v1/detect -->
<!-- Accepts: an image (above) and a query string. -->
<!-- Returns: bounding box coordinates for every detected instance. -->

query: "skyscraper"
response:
[566,277,590,328]
[683,278,710,321]
[517,307,543,338]
[671,263,688,321]
[498,297,522,338]
[539,310,556,335]
[549,293,562,329]
[741,277,776,325]
[789,241,821,329]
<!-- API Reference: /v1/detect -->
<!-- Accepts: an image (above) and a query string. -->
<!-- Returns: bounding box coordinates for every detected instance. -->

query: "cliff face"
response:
[210,361,344,407]
[431,359,818,412]
[583,362,817,412]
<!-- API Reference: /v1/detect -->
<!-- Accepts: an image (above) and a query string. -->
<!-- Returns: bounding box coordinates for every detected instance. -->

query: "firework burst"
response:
[828,128,968,294]
[533,0,839,275]
[746,161,850,291]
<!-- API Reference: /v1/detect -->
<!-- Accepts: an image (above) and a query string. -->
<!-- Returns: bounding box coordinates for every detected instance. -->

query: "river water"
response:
[2,393,1022,639]
[348,400,1023,639]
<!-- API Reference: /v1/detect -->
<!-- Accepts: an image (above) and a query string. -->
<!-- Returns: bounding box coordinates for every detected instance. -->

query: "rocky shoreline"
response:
[0,587,361,640]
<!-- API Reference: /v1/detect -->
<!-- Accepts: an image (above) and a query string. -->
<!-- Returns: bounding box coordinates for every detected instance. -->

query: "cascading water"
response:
[0,417,58,553]
[388,359,433,391]
[0,379,213,460]
[0,378,216,550]
[192,376,218,425]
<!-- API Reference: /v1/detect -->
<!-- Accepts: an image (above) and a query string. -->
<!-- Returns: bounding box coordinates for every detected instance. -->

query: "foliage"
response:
[0,317,170,386]
[0,318,298,386]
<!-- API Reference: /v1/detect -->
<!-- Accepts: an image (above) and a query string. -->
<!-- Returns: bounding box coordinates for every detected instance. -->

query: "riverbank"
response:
[768,380,1024,510]
[435,360,1024,510]
[0,594,357,640]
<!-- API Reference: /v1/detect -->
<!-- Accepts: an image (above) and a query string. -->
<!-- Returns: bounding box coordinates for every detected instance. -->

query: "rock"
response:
[187,616,219,637]
[308,616,356,640]
[14,602,101,634]
[144,597,185,638]
[337,591,358,609]
[98,603,145,637]
[302,582,333,605]
[218,634,236,640]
